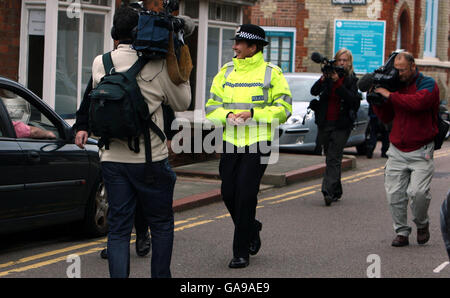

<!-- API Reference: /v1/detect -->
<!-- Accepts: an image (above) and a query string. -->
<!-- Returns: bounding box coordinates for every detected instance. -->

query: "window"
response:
[61,0,111,7]
[396,24,401,50]
[184,0,199,19]
[209,2,239,23]
[424,0,438,57]
[55,8,108,119]
[20,1,113,121]
[55,11,79,118]
[0,88,59,139]
[264,30,295,73]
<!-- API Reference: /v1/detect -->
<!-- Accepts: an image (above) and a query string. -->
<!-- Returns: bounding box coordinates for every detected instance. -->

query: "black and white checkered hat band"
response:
[236,31,266,42]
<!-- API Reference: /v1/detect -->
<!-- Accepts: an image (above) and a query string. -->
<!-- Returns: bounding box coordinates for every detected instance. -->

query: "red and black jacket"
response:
[373,72,440,152]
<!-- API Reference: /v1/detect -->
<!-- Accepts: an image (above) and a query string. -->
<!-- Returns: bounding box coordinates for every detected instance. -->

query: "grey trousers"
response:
[384,142,434,236]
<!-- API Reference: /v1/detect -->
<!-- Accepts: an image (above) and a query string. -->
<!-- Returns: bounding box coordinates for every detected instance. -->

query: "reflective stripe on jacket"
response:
[205,51,292,147]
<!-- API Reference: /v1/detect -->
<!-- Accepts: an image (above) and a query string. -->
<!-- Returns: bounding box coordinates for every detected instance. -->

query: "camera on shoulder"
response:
[130,0,194,60]
[358,49,403,106]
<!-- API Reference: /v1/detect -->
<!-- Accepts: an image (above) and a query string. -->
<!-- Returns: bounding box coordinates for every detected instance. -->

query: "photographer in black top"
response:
[310,48,361,206]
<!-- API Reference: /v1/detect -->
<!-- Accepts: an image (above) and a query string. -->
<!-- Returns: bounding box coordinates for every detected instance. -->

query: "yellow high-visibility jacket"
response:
[205,51,292,147]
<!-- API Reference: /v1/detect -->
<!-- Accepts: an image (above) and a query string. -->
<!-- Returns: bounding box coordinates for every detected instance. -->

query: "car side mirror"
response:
[64,126,75,142]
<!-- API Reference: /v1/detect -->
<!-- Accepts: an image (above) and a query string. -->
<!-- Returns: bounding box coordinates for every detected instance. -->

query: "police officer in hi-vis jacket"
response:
[205,24,292,269]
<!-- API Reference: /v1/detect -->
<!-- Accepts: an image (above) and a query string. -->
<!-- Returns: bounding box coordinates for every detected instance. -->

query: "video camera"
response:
[311,52,346,79]
[357,49,403,106]
[129,1,195,60]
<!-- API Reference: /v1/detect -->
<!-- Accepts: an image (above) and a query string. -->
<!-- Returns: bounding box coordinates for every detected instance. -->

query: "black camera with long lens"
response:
[358,50,402,106]
[311,52,346,79]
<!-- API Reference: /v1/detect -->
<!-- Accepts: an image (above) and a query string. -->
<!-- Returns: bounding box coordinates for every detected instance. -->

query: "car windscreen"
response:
[285,76,318,102]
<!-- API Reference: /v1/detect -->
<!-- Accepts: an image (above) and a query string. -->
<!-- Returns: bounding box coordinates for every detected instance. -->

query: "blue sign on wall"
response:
[334,19,385,74]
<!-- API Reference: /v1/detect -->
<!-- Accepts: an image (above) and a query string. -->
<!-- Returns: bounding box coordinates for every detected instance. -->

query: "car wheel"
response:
[84,180,108,237]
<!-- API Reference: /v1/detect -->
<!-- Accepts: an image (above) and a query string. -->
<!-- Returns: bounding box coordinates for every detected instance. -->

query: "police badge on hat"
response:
[231,24,269,46]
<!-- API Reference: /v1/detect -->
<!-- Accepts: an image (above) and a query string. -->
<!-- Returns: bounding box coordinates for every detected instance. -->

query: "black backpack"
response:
[415,75,448,151]
[88,52,166,181]
[435,111,449,150]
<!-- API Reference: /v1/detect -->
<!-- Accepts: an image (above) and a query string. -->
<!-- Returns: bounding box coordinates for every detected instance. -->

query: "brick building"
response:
[2,0,448,118]
[244,0,450,103]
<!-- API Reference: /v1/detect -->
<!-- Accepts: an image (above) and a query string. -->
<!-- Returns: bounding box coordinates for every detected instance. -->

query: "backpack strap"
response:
[102,52,115,75]
[141,113,167,185]
[126,56,150,78]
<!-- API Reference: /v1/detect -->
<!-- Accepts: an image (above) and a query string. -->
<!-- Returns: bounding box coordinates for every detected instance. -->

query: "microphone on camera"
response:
[357,73,374,92]
[311,52,324,64]
[177,15,195,37]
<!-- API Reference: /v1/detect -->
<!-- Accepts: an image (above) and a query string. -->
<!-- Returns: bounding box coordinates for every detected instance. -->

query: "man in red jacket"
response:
[373,52,440,247]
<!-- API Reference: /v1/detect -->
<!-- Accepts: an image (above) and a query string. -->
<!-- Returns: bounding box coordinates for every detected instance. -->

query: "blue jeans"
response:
[101,159,176,278]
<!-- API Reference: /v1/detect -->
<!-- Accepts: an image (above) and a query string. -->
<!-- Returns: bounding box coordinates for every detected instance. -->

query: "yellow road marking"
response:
[0,247,105,277]
[174,220,214,232]
[269,191,317,204]
[175,215,204,226]
[0,240,107,269]
[215,214,231,219]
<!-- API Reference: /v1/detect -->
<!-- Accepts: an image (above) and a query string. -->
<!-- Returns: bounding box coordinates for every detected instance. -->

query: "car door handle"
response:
[27,151,40,163]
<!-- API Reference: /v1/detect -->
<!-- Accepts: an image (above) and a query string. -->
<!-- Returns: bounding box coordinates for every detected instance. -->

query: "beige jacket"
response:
[92,44,191,163]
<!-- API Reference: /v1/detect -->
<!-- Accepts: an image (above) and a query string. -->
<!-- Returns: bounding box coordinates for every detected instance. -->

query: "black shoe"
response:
[249,221,262,256]
[100,248,108,259]
[332,195,341,202]
[136,231,151,257]
[324,195,333,206]
[366,150,373,159]
[381,152,388,158]
[228,257,249,269]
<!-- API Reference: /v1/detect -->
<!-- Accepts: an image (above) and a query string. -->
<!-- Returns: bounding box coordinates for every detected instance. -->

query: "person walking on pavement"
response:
[372,52,440,247]
[74,4,191,277]
[366,103,390,159]
[310,48,361,206]
[205,24,292,269]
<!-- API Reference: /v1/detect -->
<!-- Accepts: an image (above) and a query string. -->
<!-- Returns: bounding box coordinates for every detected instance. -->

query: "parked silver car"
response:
[277,73,369,154]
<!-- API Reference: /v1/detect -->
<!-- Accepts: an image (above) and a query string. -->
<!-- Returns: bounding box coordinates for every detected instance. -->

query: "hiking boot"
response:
[417,223,430,245]
[391,235,409,247]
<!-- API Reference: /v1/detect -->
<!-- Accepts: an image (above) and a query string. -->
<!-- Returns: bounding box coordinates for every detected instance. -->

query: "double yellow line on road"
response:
[1,149,449,277]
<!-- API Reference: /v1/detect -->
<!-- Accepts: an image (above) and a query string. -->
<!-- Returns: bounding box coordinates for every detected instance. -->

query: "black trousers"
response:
[367,116,390,155]
[219,142,270,258]
[316,123,351,199]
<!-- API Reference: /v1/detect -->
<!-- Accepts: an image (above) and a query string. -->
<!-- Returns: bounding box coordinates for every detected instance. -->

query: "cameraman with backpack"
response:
[74,5,191,278]
[371,52,440,247]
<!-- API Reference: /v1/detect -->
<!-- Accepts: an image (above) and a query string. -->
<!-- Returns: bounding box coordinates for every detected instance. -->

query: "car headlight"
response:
[286,112,313,125]
[286,114,304,125]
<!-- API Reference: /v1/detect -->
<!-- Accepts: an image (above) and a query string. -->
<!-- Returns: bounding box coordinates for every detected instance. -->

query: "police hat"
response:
[231,24,269,46]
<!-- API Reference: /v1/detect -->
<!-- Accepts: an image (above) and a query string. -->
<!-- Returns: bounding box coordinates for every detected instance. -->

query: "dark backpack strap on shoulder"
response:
[126,56,150,78]
[102,52,115,75]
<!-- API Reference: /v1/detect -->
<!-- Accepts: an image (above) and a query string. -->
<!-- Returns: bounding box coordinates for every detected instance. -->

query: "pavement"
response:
[172,153,357,212]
